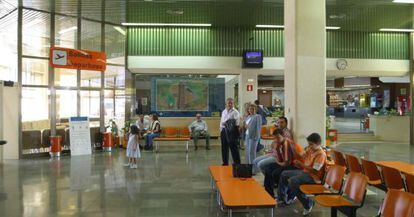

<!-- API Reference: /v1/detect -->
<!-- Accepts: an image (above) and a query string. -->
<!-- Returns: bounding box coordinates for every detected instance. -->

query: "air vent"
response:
[166,9,184,16]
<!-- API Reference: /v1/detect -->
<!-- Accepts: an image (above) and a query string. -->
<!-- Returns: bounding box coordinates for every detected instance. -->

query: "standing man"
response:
[189,113,210,150]
[220,98,241,165]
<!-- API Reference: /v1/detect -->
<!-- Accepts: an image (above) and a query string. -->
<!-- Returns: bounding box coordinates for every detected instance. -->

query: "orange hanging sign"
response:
[49,47,106,71]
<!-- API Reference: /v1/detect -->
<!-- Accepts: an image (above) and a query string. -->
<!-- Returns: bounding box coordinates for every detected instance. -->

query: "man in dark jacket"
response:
[220,98,241,165]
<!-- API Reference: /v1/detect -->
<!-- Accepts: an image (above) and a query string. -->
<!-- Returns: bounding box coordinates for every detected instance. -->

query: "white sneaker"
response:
[302,201,314,216]
[286,196,297,205]
[123,163,130,167]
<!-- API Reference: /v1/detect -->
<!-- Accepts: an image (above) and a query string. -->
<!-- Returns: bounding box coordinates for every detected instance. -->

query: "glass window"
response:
[104,90,114,123]
[22,10,50,57]
[22,58,49,85]
[81,20,101,51]
[55,0,78,16]
[23,0,49,12]
[105,0,126,24]
[81,70,101,87]
[21,87,49,122]
[82,0,102,21]
[56,90,77,120]
[55,68,77,87]
[80,90,100,118]
[55,15,77,49]
[115,89,125,119]
[0,10,17,81]
[105,24,125,65]
[105,65,125,88]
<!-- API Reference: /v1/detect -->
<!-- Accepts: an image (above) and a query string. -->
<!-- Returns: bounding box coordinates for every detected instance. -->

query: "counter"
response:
[369,115,409,143]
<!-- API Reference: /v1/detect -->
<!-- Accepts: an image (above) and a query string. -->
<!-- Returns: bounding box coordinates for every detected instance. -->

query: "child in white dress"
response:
[125,125,141,169]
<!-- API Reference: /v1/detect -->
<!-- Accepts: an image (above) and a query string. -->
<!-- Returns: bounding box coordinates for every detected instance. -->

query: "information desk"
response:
[376,161,414,175]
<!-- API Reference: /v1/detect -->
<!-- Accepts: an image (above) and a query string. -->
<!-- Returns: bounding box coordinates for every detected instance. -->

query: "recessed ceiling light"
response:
[121,23,211,27]
[255,25,284,28]
[256,25,340,30]
[326,26,341,30]
[393,0,414,3]
[379,28,414,32]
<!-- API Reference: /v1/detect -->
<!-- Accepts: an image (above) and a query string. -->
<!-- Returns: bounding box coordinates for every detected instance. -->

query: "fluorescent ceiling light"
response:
[256,25,284,28]
[113,26,125,35]
[326,26,341,30]
[256,25,340,30]
[380,28,414,32]
[121,23,211,27]
[58,26,77,35]
[393,0,414,3]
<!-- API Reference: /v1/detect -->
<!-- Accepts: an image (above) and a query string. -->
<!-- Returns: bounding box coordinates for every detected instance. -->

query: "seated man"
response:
[277,133,326,216]
[188,113,210,150]
[263,129,298,198]
[136,114,150,135]
[253,116,293,174]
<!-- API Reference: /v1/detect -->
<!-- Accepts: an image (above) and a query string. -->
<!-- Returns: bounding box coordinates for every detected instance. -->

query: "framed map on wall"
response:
[155,78,209,111]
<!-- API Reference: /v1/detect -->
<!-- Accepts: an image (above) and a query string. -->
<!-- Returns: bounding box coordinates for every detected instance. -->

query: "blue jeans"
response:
[277,170,315,209]
[245,138,259,165]
[145,133,160,149]
[253,155,276,174]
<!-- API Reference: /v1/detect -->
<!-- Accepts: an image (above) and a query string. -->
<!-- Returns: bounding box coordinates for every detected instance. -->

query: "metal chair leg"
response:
[331,207,338,217]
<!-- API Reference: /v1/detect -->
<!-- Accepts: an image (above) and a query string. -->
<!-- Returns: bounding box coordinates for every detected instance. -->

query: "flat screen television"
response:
[242,50,263,68]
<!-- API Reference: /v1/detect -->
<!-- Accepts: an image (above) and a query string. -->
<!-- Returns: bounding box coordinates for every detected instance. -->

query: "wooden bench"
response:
[208,165,276,217]
[153,126,191,153]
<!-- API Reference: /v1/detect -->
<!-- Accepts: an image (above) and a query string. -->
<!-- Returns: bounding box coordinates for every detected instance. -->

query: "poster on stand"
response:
[69,117,92,156]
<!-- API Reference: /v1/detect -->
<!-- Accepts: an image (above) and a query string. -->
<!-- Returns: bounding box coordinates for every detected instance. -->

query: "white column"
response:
[238,71,258,112]
[284,0,326,145]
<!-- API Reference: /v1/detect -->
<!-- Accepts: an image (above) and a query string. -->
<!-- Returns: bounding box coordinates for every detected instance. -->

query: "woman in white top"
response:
[144,114,161,150]
[125,125,141,169]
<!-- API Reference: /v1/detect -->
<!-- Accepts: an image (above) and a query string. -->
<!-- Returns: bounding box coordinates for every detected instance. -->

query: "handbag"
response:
[232,164,253,178]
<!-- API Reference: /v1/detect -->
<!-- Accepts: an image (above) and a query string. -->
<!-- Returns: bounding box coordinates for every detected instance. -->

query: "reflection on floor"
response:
[0,141,412,217]
[334,118,367,134]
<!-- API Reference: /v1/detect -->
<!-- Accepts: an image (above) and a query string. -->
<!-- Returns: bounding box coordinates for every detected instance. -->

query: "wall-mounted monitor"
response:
[242,50,263,68]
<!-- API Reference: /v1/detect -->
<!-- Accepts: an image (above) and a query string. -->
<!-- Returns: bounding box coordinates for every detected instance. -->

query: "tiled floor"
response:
[0,140,412,217]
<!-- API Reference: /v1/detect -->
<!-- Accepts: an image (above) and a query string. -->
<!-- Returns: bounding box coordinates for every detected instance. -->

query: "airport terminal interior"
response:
[2,0,414,216]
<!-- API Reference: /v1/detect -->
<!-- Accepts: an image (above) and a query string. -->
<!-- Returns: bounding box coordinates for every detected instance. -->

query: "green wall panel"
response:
[128,27,409,60]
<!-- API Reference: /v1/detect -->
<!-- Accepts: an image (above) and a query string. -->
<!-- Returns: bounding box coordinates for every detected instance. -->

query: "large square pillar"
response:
[284,0,326,145]
[238,71,258,111]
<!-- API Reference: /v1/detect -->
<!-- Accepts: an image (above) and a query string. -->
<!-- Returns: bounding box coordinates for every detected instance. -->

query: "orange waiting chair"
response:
[380,166,405,191]
[300,165,346,195]
[260,126,274,150]
[345,154,362,173]
[154,126,191,153]
[403,172,414,194]
[361,159,386,191]
[332,150,347,168]
[378,189,414,217]
[315,172,368,217]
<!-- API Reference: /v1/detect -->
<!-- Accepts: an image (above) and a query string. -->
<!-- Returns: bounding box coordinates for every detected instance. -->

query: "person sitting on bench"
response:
[189,113,210,150]
[277,133,326,216]
[263,129,298,198]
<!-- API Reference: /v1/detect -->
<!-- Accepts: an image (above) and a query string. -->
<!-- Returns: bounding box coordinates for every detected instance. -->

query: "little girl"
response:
[125,125,141,169]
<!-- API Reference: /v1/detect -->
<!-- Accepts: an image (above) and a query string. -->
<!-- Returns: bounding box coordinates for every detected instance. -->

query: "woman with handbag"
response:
[244,103,262,168]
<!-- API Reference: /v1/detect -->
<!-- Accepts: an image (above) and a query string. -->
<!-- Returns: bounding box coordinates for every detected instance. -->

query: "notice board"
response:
[69,117,92,156]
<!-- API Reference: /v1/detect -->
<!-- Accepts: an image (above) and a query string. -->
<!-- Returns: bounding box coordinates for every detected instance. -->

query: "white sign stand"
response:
[69,117,92,156]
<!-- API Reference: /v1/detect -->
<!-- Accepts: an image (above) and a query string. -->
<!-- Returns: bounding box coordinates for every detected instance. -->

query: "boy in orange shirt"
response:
[277,133,326,216]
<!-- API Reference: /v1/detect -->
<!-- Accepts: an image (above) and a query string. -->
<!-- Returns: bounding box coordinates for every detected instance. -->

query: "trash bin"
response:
[50,136,62,157]
[328,129,338,145]
[102,132,113,152]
